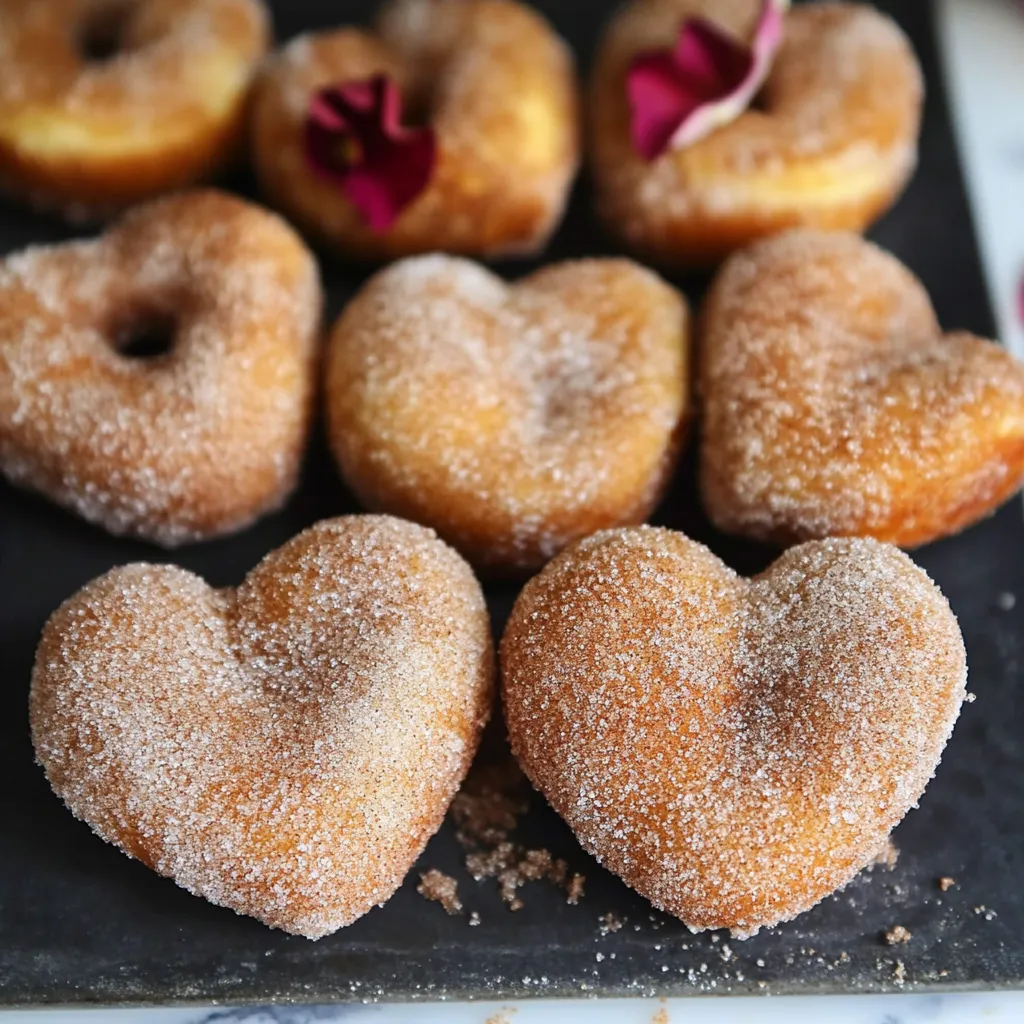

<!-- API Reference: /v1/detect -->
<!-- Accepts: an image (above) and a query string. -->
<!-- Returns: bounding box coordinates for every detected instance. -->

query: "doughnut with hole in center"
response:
[0,189,322,546]
[0,0,269,219]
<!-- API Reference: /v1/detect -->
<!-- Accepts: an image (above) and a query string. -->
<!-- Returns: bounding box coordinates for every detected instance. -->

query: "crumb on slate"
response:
[417,869,462,915]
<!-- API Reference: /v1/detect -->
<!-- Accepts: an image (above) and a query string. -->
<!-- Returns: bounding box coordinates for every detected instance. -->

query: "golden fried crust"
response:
[0,189,322,545]
[324,255,690,573]
[501,527,965,936]
[30,516,494,938]
[590,0,922,267]
[0,0,269,219]
[251,0,580,259]
[699,229,1024,548]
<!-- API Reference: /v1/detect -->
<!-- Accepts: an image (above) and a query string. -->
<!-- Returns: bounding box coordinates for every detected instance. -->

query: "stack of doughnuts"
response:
[6,0,1019,943]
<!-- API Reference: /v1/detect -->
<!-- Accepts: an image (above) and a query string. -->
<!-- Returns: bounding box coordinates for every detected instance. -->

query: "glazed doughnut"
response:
[0,189,321,546]
[501,526,966,936]
[325,254,689,573]
[700,230,1024,547]
[590,0,923,266]
[31,516,494,938]
[0,0,269,219]
[251,0,579,260]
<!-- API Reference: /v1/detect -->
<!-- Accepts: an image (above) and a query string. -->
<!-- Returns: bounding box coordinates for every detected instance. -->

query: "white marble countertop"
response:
[4,0,1022,1020]
[5,992,1024,1023]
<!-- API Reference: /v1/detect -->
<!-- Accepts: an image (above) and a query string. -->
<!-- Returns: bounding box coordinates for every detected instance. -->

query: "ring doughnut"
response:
[0,0,269,219]
[590,0,923,266]
[0,189,321,545]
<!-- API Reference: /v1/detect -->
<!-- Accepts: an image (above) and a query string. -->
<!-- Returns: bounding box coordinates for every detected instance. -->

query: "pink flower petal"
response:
[305,75,437,233]
[626,0,790,162]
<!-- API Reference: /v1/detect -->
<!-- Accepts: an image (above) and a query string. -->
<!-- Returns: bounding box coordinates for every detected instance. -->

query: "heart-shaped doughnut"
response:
[589,0,922,266]
[0,190,322,546]
[325,254,689,573]
[502,527,966,936]
[700,230,1024,547]
[30,516,493,938]
[250,0,579,259]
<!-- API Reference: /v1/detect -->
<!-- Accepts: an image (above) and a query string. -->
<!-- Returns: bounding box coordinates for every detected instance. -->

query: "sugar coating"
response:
[0,0,268,217]
[0,189,322,545]
[30,515,494,939]
[501,527,966,937]
[590,1,923,263]
[251,0,580,258]
[325,254,689,572]
[700,229,1024,546]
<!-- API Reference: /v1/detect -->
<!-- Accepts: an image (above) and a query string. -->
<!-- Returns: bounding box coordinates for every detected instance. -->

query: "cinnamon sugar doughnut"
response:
[31,516,494,938]
[501,527,966,936]
[0,189,321,545]
[251,0,579,260]
[700,230,1024,547]
[590,0,923,266]
[325,255,689,573]
[0,0,269,220]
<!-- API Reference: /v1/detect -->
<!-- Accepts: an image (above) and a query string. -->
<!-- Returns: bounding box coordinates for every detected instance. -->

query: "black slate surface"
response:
[1,0,1022,1007]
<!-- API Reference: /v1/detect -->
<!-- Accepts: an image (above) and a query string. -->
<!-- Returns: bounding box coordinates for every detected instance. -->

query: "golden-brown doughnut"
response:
[251,0,579,260]
[590,0,922,266]
[30,515,494,938]
[501,526,966,936]
[0,0,269,220]
[0,189,321,545]
[700,229,1024,547]
[325,254,689,573]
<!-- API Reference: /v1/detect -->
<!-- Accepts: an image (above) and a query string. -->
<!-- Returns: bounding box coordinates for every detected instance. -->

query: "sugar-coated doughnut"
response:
[325,254,689,573]
[590,0,922,266]
[502,526,966,936]
[0,0,269,220]
[251,0,579,260]
[30,515,494,938]
[700,229,1024,548]
[0,189,321,546]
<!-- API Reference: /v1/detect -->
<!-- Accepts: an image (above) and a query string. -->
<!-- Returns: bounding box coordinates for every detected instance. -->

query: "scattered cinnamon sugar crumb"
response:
[868,840,900,871]
[974,905,998,920]
[417,870,462,915]
[452,745,584,909]
[938,876,956,891]
[566,872,586,904]
[892,960,907,986]
[598,911,624,935]
[884,925,912,945]
[651,1008,670,1024]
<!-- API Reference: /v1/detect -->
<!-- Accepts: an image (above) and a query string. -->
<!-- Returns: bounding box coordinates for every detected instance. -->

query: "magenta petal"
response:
[625,0,790,161]
[304,74,437,233]
[627,52,704,162]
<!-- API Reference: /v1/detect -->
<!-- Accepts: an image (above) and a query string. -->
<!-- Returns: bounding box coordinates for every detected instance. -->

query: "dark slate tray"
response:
[1,0,1021,1007]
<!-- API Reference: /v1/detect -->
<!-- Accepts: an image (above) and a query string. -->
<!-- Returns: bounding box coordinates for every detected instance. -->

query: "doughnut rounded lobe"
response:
[0,189,322,546]
[590,0,922,266]
[325,254,690,573]
[501,526,966,936]
[700,230,1024,547]
[0,0,269,219]
[251,0,580,260]
[30,515,494,939]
